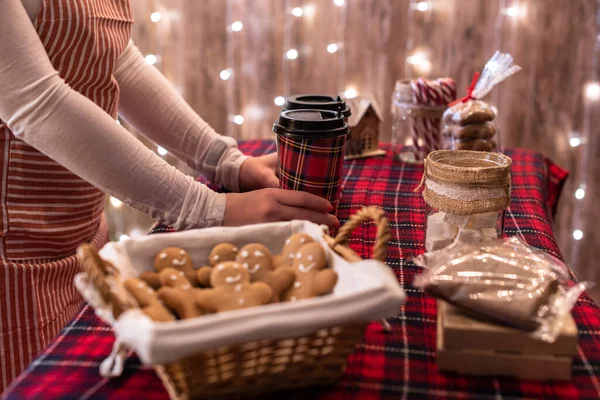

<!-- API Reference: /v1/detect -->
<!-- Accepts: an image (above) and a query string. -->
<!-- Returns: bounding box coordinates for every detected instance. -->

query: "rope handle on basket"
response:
[331,206,390,262]
[76,244,137,319]
[330,207,393,333]
[76,244,139,379]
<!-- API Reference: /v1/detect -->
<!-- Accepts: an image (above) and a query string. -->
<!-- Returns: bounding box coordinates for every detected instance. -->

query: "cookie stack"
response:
[113,234,338,322]
[442,99,497,152]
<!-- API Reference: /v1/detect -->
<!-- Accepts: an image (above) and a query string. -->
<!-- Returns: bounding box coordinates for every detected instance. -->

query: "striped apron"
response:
[0,0,132,390]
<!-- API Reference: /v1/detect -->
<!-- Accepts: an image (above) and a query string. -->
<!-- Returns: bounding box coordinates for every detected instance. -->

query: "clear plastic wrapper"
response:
[470,52,522,99]
[442,51,521,152]
[413,236,590,342]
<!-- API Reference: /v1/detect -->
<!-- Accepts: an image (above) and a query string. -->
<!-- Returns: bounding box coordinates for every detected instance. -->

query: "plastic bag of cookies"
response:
[442,51,521,152]
[413,236,590,343]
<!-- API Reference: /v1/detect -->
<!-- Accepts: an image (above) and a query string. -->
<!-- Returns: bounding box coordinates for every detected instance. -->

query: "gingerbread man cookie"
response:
[139,271,161,290]
[236,243,295,302]
[272,254,285,268]
[196,243,240,286]
[157,286,204,319]
[155,247,197,285]
[195,262,273,313]
[282,242,337,302]
[196,266,213,287]
[279,233,314,266]
[209,243,239,266]
[123,278,175,322]
[158,267,193,290]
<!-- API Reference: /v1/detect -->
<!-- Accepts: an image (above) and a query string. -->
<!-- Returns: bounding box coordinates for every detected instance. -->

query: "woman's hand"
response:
[224,189,339,228]
[238,153,279,191]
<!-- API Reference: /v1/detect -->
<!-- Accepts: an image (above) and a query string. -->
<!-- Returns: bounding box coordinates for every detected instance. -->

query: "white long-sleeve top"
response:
[0,0,248,230]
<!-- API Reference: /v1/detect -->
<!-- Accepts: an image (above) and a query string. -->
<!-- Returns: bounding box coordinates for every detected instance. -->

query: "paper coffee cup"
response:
[273,109,349,215]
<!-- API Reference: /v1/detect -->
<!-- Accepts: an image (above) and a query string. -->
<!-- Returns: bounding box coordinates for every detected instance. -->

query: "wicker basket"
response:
[77,207,391,400]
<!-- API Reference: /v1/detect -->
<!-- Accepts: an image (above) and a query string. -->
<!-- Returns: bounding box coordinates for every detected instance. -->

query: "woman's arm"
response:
[0,0,226,229]
[114,40,247,192]
[0,0,338,230]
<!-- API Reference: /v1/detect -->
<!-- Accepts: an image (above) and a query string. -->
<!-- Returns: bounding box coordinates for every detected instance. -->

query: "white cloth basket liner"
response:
[75,220,406,365]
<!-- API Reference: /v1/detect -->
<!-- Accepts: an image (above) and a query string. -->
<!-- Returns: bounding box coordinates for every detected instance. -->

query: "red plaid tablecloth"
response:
[5,141,598,400]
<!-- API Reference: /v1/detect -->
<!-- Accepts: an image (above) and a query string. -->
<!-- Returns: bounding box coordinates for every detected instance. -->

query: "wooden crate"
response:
[437,301,577,381]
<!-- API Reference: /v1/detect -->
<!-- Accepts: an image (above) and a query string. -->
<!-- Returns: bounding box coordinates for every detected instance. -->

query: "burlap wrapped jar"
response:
[416,150,512,252]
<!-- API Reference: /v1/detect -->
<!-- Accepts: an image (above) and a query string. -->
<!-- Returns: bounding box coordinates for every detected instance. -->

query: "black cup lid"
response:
[273,109,349,138]
[284,94,351,118]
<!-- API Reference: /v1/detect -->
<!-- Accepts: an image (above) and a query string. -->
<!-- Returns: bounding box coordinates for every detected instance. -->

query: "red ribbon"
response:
[449,71,480,107]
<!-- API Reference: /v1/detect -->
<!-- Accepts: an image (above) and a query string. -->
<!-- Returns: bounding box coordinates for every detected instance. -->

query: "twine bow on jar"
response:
[415,150,512,215]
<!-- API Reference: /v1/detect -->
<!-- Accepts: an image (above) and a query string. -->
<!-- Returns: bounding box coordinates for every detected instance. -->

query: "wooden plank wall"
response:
[123,0,600,297]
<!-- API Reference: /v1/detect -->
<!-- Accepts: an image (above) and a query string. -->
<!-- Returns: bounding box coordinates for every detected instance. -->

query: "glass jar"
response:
[425,207,505,252]
[391,81,420,162]
[391,80,452,163]
[420,150,512,252]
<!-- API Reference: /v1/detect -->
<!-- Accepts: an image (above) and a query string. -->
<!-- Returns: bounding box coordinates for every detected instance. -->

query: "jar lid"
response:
[273,109,349,138]
[284,94,352,118]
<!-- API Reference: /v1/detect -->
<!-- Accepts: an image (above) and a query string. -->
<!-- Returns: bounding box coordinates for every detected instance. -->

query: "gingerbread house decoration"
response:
[344,97,386,160]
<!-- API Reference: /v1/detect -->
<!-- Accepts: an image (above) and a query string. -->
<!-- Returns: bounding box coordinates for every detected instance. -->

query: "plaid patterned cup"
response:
[273,109,350,215]
[283,94,354,158]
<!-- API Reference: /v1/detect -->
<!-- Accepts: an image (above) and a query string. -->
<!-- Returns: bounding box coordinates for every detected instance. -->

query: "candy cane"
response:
[438,78,457,104]
[410,78,456,157]
[422,79,440,106]
[422,117,436,151]
[416,80,437,154]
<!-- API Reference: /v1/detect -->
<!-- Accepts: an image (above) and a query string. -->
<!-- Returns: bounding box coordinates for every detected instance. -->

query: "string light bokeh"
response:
[108,0,598,298]
[118,0,593,249]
